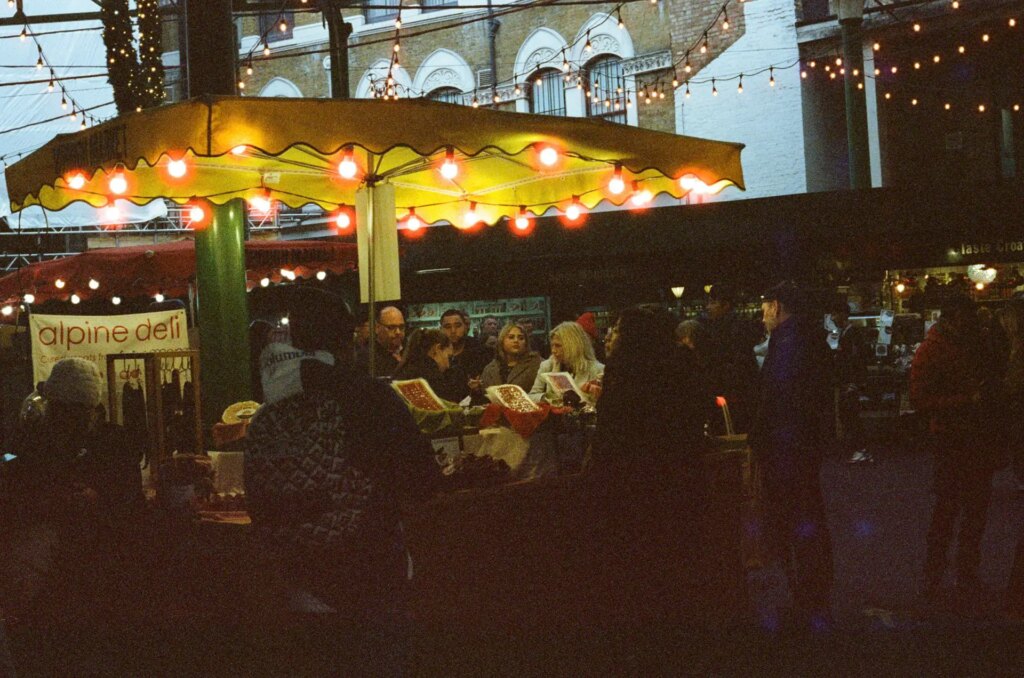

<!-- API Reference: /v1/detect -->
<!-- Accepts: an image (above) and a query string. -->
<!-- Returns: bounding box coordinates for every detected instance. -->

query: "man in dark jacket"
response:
[751,283,835,628]
[246,289,441,672]
[910,295,992,598]
[703,284,761,433]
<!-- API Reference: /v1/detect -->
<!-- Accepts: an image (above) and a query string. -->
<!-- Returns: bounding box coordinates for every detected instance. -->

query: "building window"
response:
[529,69,566,116]
[259,10,294,43]
[584,55,627,124]
[427,87,464,104]
[365,0,400,23]
[421,0,458,11]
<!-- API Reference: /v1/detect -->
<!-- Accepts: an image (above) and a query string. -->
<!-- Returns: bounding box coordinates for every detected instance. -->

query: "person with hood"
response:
[911,295,995,599]
[246,288,440,673]
[750,282,835,630]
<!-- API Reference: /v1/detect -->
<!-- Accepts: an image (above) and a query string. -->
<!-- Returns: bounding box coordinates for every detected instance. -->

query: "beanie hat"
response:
[44,357,102,408]
[576,312,599,342]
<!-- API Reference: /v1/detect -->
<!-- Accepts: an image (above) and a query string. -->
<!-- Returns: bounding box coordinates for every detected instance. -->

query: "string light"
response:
[538,145,559,167]
[70,294,81,305]
[439,148,458,180]
[700,32,709,54]
[88,279,100,290]
[737,75,743,94]
[462,201,480,229]
[55,279,66,289]
[584,31,593,53]
[711,78,718,96]
[405,208,422,231]
[514,206,530,231]
[316,271,327,281]
[154,293,165,303]
[630,181,652,206]
[722,10,730,31]
[108,172,128,195]
[338,147,358,179]
[335,207,352,231]
[608,163,625,195]
[564,195,585,221]
[617,10,625,30]
[111,296,122,305]
[769,67,775,87]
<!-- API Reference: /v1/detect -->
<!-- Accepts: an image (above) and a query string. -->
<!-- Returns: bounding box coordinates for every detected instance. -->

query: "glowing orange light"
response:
[514,206,530,231]
[440,148,458,180]
[231,145,247,156]
[538,145,559,167]
[167,158,187,179]
[108,173,128,195]
[335,209,353,232]
[405,208,421,231]
[715,396,727,408]
[67,172,86,190]
[338,148,358,179]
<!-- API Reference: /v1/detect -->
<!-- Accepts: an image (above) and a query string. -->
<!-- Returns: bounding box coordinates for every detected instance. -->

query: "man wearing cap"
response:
[751,282,835,628]
[245,289,441,671]
[703,284,761,433]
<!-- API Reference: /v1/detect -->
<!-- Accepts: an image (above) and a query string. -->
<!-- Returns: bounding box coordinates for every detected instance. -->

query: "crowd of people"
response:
[3,282,1024,672]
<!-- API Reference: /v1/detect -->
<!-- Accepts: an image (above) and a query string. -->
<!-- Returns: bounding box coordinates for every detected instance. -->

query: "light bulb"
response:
[231,145,247,156]
[154,293,165,303]
[1,306,12,317]
[280,269,295,281]
[188,205,206,223]
[67,173,86,190]
[249,194,272,214]
[260,277,270,288]
[895,282,906,294]
[111,296,122,305]
[462,203,479,229]
[565,198,583,221]
[167,158,187,178]
[108,173,128,195]
[975,282,984,291]
[70,294,81,305]
[440,149,458,180]
[514,213,530,230]
[55,279,66,289]
[88,279,100,290]
[23,294,35,304]
[609,173,625,195]
[538,146,559,166]
[335,211,352,230]
[338,151,358,179]
[316,271,327,281]
[406,210,421,231]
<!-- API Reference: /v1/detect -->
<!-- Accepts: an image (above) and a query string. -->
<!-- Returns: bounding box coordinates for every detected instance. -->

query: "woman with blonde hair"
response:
[530,321,604,403]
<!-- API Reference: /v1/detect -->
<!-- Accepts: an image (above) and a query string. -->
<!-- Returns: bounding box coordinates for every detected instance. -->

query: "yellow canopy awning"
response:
[6,96,745,226]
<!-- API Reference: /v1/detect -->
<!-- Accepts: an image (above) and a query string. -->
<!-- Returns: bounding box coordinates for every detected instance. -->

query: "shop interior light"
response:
[895,282,906,294]
[280,268,296,281]
[338,148,359,179]
[608,164,625,195]
[975,282,985,290]
[23,294,35,304]
[316,271,327,281]
[167,158,188,178]
[439,148,459,180]
[55,278,66,289]
[260,277,270,287]
[88,279,100,290]
[67,172,87,190]
[111,296,122,305]
[671,286,685,299]
[108,172,128,195]
[70,294,81,305]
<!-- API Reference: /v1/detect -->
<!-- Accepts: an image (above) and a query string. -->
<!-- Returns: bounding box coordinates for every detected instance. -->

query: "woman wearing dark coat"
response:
[586,305,713,625]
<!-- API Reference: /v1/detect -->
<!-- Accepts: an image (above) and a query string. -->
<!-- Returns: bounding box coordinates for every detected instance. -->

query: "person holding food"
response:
[394,328,466,403]
[529,321,604,404]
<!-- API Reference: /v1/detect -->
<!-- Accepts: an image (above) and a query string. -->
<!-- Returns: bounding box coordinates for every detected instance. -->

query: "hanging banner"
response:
[356,182,401,304]
[29,310,189,394]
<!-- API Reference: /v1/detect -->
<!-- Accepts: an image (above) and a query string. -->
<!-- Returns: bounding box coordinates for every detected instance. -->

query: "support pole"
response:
[838,0,871,190]
[195,200,252,427]
[323,0,353,100]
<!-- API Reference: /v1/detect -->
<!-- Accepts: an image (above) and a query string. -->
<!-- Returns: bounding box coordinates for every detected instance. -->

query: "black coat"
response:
[394,357,468,404]
[751,317,834,470]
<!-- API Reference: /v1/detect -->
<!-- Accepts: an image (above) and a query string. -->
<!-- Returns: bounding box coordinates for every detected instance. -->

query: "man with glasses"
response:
[371,306,406,378]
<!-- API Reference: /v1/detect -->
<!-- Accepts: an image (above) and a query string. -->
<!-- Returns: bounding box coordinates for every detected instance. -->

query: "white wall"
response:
[675,0,807,201]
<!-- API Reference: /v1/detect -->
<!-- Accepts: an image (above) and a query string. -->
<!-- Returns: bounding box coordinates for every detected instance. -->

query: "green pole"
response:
[840,16,871,190]
[195,199,252,429]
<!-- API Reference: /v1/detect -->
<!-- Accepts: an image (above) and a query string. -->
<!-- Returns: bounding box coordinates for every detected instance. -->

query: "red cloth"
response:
[478,402,567,438]
[576,312,599,342]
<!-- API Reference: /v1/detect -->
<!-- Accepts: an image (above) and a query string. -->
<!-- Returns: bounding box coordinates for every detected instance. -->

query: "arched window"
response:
[427,87,464,105]
[584,55,627,124]
[529,68,566,116]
